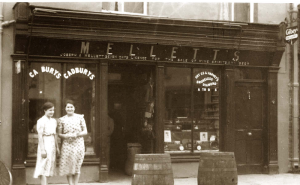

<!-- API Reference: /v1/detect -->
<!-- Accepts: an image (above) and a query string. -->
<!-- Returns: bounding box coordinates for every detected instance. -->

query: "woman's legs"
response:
[73,173,80,185]
[67,175,74,185]
[39,175,47,185]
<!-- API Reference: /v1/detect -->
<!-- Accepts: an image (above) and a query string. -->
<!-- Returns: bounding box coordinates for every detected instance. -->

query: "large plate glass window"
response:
[193,68,220,152]
[164,67,192,153]
[28,62,97,157]
[164,67,220,153]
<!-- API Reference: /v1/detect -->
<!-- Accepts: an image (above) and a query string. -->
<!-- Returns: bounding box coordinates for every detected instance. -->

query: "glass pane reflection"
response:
[164,67,192,153]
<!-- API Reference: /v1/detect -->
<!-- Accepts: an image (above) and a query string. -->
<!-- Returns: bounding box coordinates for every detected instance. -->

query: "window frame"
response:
[25,59,101,164]
[163,65,222,154]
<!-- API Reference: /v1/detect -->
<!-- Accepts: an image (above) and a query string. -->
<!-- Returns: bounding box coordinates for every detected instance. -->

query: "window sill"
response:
[167,150,219,163]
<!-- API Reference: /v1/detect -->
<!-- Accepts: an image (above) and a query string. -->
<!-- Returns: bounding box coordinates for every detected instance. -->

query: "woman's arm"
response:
[38,132,47,158]
[58,130,72,139]
[57,119,72,139]
[37,121,47,158]
[76,116,88,137]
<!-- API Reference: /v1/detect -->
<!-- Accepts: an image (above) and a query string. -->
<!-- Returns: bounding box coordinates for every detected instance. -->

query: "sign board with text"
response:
[286,26,298,45]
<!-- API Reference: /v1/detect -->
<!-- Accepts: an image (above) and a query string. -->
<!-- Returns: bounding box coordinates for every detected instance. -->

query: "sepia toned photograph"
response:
[0,1,300,185]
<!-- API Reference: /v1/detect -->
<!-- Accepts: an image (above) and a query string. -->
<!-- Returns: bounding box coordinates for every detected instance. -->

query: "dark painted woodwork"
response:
[154,65,165,153]
[25,6,284,52]
[270,49,285,67]
[266,68,279,174]
[13,3,30,54]
[234,82,265,174]
[224,67,235,152]
[11,55,28,185]
[13,3,30,23]
[27,37,272,67]
[99,61,108,182]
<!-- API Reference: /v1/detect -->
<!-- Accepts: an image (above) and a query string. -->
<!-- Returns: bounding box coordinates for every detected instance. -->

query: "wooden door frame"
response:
[224,66,279,174]
[234,81,267,174]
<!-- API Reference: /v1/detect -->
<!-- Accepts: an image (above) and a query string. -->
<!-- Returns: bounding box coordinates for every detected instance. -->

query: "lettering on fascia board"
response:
[58,41,250,66]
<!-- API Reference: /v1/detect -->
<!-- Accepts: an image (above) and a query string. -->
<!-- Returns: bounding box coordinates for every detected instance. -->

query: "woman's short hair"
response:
[65,99,75,108]
[42,102,54,112]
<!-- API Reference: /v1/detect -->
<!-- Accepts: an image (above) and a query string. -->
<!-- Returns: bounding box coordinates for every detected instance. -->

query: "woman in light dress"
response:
[58,100,87,185]
[33,102,60,185]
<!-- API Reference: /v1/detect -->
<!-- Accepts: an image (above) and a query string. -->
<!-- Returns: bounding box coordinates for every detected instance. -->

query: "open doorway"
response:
[108,63,155,174]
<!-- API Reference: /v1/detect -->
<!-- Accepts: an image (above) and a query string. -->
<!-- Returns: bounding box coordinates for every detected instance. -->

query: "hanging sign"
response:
[286,26,298,45]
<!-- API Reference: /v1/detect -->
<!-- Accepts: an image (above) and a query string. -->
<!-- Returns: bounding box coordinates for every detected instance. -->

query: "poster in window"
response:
[164,130,172,142]
[200,132,208,142]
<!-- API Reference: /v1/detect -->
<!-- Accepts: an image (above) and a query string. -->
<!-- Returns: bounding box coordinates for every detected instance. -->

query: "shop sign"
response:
[29,38,271,66]
[29,66,95,80]
[286,26,298,45]
[195,71,219,92]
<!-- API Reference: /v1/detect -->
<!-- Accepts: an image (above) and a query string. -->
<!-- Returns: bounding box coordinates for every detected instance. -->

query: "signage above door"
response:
[29,38,272,66]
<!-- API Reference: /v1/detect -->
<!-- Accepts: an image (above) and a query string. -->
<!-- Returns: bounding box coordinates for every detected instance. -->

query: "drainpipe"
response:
[288,3,299,171]
[0,2,15,152]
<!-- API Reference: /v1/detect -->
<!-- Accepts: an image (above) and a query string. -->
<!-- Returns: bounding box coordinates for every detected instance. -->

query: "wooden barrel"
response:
[125,143,142,176]
[132,154,174,185]
[198,152,237,185]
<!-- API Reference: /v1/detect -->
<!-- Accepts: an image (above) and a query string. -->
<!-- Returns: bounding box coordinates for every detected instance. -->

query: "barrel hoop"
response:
[135,155,170,158]
[133,169,173,175]
[199,157,234,159]
[135,157,171,159]
[198,168,237,172]
[134,160,171,164]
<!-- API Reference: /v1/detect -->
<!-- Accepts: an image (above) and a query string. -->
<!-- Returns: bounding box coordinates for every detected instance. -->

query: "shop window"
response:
[164,67,220,153]
[28,62,97,157]
[193,68,220,153]
[164,67,192,153]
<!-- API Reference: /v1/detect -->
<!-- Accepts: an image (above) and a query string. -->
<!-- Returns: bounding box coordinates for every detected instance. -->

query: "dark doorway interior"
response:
[108,63,155,173]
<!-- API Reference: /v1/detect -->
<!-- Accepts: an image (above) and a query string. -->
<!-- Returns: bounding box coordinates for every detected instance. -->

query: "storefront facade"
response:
[11,3,285,184]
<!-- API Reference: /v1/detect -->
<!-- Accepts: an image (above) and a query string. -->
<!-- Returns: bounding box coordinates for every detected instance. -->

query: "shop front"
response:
[11,3,285,184]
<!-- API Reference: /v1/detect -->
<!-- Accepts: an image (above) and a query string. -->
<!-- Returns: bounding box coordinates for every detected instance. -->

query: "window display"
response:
[164,67,220,153]
[28,62,97,157]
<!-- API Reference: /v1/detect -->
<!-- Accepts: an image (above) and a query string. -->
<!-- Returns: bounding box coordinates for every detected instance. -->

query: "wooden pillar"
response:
[266,67,279,174]
[99,61,108,182]
[223,66,235,152]
[11,56,28,185]
[154,64,164,153]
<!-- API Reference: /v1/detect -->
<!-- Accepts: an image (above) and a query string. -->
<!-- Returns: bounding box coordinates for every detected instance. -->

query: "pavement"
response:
[50,173,300,185]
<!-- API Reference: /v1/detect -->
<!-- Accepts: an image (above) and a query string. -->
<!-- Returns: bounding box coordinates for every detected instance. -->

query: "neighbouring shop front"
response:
[11,3,285,184]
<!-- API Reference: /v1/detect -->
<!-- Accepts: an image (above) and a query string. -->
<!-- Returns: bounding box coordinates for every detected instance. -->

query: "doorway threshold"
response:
[108,169,131,184]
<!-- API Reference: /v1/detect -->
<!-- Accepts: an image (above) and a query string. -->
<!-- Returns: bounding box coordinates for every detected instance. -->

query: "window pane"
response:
[193,68,220,152]
[28,63,97,157]
[164,67,191,153]
[124,2,144,14]
[64,63,97,155]
[28,63,62,157]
